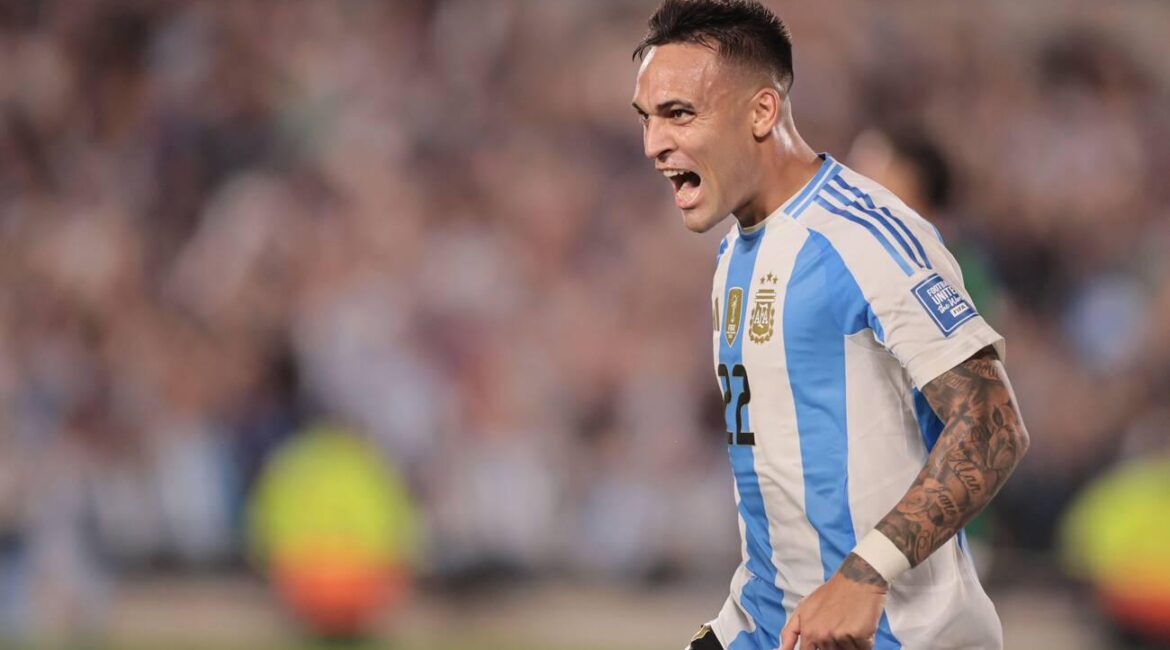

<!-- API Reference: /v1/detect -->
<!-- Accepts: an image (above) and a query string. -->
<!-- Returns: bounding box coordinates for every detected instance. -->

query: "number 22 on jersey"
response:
[717,363,753,445]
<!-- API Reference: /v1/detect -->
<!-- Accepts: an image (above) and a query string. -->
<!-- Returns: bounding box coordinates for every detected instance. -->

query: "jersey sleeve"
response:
[814,204,1004,389]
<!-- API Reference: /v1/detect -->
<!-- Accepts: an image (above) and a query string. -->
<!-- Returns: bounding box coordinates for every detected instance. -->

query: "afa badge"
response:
[749,272,778,344]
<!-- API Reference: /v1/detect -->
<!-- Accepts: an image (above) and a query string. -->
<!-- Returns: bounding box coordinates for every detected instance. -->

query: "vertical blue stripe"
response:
[812,197,915,276]
[912,388,945,452]
[721,229,787,650]
[783,231,900,649]
[784,156,839,218]
[822,183,923,270]
[833,176,933,270]
[729,451,787,650]
[784,232,867,576]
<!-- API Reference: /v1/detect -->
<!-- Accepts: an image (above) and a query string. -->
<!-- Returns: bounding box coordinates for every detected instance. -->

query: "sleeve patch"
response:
[912,273,977,335]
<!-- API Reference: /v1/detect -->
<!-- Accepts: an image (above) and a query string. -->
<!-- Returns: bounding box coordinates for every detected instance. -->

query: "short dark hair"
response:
[633,0,794,91]
[889,129,953,211]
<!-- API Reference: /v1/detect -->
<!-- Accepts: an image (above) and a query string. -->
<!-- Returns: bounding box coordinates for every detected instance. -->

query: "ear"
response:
[749,87,783,139]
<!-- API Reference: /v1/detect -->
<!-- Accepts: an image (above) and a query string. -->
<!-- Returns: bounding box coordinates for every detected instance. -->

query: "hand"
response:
[780,554,888,650]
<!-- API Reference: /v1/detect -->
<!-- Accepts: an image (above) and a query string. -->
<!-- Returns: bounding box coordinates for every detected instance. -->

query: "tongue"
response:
[677,178,699,204]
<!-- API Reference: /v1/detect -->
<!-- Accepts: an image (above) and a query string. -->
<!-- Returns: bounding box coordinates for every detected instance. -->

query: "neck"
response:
[732,122,820,229]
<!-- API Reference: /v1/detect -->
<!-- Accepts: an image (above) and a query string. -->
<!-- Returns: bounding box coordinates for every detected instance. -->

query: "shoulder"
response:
[798,165,945,278]
[833,167,943,242]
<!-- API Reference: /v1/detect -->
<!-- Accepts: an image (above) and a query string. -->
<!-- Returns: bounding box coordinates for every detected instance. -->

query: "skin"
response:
[631,42,821,232]
[632,43,1031,650]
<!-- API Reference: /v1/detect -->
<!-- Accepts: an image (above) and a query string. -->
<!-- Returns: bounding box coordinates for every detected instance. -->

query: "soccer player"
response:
[629,2,1031,649]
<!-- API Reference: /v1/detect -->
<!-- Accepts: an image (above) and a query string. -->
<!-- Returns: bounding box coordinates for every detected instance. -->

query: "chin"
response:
[681,207,726,233]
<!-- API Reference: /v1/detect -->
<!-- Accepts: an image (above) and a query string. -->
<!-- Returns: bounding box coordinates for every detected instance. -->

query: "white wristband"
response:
[851,529,911,583]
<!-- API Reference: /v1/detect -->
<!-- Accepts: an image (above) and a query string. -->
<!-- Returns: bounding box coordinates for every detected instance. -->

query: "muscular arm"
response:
[849,346,1030,583]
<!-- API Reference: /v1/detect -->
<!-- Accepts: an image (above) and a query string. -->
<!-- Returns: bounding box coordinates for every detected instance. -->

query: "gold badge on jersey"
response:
[724,287,743,346]
[749,272,779,344]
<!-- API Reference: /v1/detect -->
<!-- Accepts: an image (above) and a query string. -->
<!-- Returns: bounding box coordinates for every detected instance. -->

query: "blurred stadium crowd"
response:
[0,0,1168,642]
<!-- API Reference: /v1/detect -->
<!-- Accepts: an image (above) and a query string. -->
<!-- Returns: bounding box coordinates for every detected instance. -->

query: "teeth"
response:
[662,169,688,178]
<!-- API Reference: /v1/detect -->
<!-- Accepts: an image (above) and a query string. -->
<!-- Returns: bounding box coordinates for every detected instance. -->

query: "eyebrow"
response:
[631,99,696,115]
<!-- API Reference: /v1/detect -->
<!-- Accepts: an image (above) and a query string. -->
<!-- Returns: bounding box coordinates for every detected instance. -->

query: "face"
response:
[632,43,758,233]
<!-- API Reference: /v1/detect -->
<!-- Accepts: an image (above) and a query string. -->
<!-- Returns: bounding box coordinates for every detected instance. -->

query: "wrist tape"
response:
[852,529,911,583]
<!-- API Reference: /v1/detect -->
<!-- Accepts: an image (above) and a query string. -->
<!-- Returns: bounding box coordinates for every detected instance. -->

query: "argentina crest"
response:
[749,272,778,344]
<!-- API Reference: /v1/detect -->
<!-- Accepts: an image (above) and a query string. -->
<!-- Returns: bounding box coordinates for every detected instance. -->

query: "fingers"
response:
[826,637,859,650]
[842,636,871,650]
[848,635,876,650]
[789,629,875,650]
[800,634,875,650]
[779,612,800,650]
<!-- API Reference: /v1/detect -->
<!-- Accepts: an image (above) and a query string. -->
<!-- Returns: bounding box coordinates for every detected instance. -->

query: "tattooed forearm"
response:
[872,347,1029,569]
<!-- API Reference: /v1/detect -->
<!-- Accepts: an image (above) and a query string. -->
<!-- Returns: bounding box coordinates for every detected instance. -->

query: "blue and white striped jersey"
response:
[708,154,1004,650]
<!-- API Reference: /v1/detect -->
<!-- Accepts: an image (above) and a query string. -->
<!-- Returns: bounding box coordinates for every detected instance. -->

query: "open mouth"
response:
[663,169,702,208]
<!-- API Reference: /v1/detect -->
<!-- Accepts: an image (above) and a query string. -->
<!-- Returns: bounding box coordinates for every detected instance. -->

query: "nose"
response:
[643,118,674,161]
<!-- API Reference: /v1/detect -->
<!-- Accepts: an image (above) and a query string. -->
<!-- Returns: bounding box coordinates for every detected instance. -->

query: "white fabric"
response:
[852,529,912,583]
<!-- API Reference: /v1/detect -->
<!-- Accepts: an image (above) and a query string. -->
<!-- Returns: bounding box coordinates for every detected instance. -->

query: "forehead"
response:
[634,42,731,105]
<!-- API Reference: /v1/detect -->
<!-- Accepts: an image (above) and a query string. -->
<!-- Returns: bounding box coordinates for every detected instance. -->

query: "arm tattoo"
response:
[866,346,1029,572]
